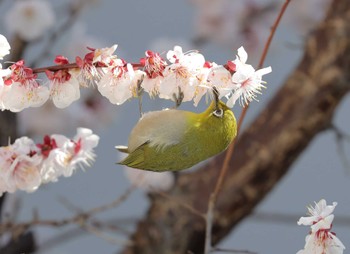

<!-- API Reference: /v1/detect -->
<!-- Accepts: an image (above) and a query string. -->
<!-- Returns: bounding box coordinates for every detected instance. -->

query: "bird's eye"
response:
[213,108,223,118]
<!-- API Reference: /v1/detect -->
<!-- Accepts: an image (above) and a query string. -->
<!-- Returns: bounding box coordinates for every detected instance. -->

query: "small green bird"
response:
[116,91,237,172]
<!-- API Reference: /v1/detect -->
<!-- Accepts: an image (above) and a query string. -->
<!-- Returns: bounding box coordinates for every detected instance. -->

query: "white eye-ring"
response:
[213,108,223,118]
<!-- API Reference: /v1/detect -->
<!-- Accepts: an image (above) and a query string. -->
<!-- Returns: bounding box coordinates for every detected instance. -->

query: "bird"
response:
[116,89,237,172]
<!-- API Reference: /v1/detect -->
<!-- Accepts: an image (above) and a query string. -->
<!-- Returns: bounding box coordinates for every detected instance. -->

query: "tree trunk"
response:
[121,0,350,253]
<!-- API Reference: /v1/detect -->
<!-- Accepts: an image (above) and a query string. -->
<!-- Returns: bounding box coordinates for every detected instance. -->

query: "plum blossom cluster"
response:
[0,33,271,112]
[297,199,345,254]
[95,45,272,108]
[0,128,99,196]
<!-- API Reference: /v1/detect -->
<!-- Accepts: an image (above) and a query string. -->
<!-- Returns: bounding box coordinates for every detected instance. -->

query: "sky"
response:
[1,0,350,253]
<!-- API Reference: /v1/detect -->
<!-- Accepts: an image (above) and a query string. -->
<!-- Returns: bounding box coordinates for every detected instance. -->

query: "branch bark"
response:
[121,0,350,253]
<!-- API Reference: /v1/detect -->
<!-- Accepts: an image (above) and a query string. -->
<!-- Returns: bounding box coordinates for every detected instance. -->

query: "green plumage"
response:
[116,100,237,172]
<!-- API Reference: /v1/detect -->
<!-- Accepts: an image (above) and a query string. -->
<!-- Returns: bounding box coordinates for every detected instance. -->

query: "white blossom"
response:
[159,46,205,103]
[193,63,233,106]
[0,128,100,195]
[50,128,99,177]
[226,46,271,107]
[5,0,55,41]
[297,230,345,254]
[48,71,80,108]
[0,137,42,193]
[0,34,11,59]
[298,199,338,227]
[97,61,144,105]
[2,81,49,112]
[297,199,345,254]
[93,44,118,65]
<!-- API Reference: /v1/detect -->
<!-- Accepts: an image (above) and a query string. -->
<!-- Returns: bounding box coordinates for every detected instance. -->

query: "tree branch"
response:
[121,0,350,253]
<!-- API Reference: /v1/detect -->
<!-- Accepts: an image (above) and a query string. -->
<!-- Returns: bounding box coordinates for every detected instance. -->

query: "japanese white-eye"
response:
[116,90,237,172]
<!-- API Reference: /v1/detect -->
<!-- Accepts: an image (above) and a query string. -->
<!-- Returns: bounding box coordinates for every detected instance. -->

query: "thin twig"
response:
[32,62,144,73]
[0,186,135,236]
[36,217,136,253]
[204,1,291,253]
[80,223,133,246]
[33,63,79,73]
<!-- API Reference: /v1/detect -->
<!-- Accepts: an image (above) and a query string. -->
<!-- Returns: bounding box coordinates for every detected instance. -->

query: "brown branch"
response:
[33,63,79,73]
[121,0,350,253]
[32,63,144,73]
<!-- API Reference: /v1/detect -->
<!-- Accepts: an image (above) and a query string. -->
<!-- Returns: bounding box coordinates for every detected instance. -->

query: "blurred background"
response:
[0,0,349,253]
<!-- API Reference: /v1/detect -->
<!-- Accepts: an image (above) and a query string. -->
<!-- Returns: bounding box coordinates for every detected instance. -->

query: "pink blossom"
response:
[227,46,271,107]
[0,137,42,193]
[297,199,345,254]
[0,129,100,194]
[159,46,205,103]
[2,60,49,112]
[97,59,144,105]
[93,44,118,66]
[140,50,167,79]
[46,56,80,108]
[50,128,99,177]
[76,48,104,87]
[298,199,338,227]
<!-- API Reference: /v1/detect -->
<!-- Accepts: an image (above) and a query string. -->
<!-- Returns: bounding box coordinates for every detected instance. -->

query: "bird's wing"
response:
[117,142,148,168]
[128,110,190,152]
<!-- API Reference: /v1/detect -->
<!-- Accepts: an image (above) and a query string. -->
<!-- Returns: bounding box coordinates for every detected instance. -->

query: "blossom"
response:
[2,60,49,112]
[0,34,12,110]
[140,50,167,79]
[46,56,80,108]
[50,128,99,177]
[297,228,345,254]
[0,34,11,59]
[226,46,271,107]
[0,128,100,195]
[39,128,99,182]
[76,49,102,87]
[38,134,70,182]
[0,68,12,110]
[297,199,345,254]
[93,44,118,66]
[140,50,167,97]
[141,75,163,98]
[159,46,205,103]
[2,81,49,112]
[298,199,338,227]
[97,60,144,105]
[193,62,233,106]
[4,0,55,41]
[0,137,42,193]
